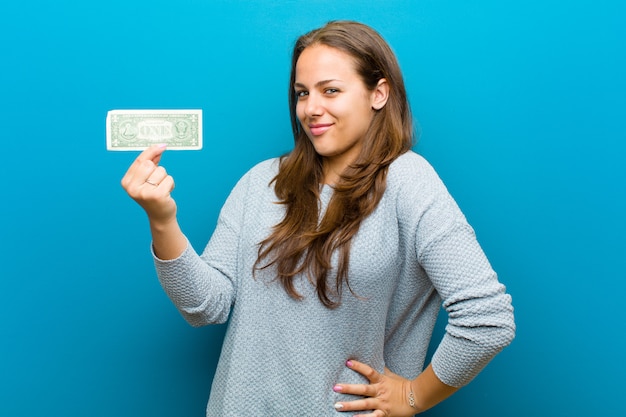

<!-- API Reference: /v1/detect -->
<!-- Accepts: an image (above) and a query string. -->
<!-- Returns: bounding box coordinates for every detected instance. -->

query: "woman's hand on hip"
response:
[333,359,418,417]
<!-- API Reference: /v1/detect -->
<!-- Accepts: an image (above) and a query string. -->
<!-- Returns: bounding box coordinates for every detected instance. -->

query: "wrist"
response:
[407,379,422,413]
[148,217,186,260]
[408,386,417,410]
[148,215,178,233]
[406,364,459,414]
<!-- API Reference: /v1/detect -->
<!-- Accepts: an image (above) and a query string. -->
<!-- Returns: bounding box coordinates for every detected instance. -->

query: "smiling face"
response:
[294,44,388,183]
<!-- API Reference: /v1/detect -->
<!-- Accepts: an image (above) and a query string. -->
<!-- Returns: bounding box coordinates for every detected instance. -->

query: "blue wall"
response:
[1,1,624,415]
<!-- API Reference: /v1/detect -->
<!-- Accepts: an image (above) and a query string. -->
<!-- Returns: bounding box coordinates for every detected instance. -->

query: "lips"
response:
[309,123,333,136]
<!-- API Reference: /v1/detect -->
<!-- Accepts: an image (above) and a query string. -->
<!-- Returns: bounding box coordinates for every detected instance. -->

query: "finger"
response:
[333,383,377,398]
[122,144,167,189]
[123,160,158,193]
[155,174,175,194]
[133,156,170,189]
[145,166,168,185]
[134,144,167,178]
[134,176,175,212]
[141,174,175,199]
[127,144,167,175]
[346,359,382,383]
[333,397,380,414]
[139,143,167,164]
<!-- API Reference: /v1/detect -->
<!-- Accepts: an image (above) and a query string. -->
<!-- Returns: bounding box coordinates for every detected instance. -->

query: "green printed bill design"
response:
[106,109,202,151]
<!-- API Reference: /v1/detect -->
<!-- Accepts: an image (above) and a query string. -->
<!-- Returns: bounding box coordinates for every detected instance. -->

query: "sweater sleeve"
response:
[419,222,515,387]
[410,161,515,387]
[153,170,250,327]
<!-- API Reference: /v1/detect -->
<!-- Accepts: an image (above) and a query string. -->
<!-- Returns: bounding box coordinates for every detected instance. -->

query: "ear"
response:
[371,78,390,110]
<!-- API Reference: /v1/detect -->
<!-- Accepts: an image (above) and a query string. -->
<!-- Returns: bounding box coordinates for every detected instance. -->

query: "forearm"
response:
[149,217,187,260]
[410,364,458,413]
[152,226,235,326]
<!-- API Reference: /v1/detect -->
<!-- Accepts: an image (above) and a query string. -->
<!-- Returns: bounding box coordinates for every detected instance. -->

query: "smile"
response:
[309,123,333,136]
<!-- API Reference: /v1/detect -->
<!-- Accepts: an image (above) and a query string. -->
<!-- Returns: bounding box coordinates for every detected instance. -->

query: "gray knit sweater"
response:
[154,151,515,416]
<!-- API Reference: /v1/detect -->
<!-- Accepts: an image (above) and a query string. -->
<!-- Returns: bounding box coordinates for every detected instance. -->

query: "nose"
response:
[304,92,323,118]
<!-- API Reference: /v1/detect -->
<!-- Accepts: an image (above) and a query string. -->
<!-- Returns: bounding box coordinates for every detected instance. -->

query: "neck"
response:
[322,162,343,185]
[322,154,354,185]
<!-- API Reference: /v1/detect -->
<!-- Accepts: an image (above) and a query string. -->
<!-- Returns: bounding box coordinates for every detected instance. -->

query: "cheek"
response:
[295,102,305,120]
[295,105,311,136]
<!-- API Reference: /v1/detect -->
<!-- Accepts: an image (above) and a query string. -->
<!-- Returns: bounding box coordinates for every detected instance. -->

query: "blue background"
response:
[1,0,624,416]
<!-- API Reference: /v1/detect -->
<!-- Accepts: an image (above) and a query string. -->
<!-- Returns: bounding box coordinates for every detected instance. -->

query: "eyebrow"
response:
[293,79,341,89]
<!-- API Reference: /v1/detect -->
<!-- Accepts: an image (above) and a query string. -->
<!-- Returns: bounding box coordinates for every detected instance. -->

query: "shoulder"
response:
[218,158,280,219]
[221,157,279,206]
[385,151,467,229]
[245,157,280,180]
[233,157,280,192]
[386,150,445,193]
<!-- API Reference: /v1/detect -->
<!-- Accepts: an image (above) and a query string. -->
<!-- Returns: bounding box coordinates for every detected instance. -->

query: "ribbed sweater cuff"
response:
[431,333,501,388]
[150,237,191,263]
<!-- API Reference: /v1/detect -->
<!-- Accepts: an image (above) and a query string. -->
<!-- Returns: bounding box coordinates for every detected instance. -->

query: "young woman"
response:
[122,20,515,417]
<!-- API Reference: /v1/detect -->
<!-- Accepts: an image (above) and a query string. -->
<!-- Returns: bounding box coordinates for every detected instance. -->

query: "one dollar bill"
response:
[106,109,202,151]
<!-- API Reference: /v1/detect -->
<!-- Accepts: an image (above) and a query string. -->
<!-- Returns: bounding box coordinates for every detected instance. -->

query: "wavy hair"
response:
[254,21,414,308]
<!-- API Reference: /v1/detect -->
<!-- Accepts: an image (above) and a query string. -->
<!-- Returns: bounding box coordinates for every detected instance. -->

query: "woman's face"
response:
[294,44,384,178]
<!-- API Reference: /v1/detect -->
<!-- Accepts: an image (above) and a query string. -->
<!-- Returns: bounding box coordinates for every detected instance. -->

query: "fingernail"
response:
[345,360,353,367]
[157,143,167,148]
[333,384,342,392]
[334,403,344,410]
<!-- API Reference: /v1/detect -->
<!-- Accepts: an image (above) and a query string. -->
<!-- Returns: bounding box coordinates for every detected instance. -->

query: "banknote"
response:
[106,109,202,151]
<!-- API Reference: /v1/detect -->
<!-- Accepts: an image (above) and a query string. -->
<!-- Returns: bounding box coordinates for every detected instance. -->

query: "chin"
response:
[312,147,336,158]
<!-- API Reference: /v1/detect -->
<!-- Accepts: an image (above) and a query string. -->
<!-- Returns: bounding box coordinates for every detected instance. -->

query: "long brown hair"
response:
[254,21,414,308]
